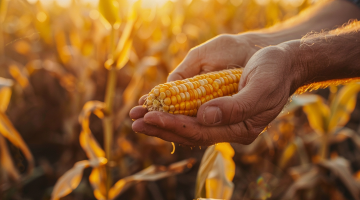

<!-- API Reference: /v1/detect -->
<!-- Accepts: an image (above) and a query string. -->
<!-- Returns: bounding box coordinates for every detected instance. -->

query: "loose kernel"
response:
[171,96,177,104]
[164,97,171,105]
[160,92,166,100]
[170,105,175,111]
[180,102,186,110]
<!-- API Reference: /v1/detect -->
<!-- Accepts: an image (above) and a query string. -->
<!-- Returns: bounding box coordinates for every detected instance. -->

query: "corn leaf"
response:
[98,0,120,26]
[9,65,29,88]
[89,166,107,200]
[302,96,330,135]
[0,78,13,112]
[79,101,106,160]
[318,157,360,200]
[0,111,34,172]
[0,134,20,181]
[205,143,235,199]
[279,94,319,118]
[115,39,132,70]
[51,158,107,200]
[195,145,219,198]
[328,83,360,133]
[109,158,195,199]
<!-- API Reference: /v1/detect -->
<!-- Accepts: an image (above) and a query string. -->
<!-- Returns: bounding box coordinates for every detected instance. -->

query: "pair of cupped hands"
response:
[130,33,303,146]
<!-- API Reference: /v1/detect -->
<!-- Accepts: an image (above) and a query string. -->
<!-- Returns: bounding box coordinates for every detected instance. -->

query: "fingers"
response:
[129,106,148,120]
[132,118,191,145]
[197,82,266,126]
[139,95,148,105]
[142,111,261,145]
[167,48,202,82]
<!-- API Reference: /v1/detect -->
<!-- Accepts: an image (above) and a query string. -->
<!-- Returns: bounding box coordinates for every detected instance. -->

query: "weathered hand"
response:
[130,39,302,146]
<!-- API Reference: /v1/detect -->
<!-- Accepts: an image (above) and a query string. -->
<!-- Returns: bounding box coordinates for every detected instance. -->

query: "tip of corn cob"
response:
[145,68,243,117]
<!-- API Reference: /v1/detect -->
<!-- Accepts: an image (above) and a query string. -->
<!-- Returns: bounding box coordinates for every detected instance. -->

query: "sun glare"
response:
[27,0,175,8]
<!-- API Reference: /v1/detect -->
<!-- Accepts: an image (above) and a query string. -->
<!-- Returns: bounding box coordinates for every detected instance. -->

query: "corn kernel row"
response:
[145,68,243,116]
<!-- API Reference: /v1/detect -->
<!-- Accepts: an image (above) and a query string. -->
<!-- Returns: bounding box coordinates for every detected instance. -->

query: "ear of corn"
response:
[145,68,243,116]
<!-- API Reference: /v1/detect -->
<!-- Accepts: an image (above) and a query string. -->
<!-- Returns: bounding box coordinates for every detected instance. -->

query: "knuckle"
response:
[230,98,251,123]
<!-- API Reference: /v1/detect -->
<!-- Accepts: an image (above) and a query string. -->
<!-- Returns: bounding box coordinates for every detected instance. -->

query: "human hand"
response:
[130,39,304,146]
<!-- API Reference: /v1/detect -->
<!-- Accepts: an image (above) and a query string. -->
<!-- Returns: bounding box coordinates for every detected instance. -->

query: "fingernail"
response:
[203,106,222,124]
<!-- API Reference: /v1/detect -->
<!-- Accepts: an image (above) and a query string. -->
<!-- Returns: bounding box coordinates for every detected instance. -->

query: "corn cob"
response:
[145,68,243,116]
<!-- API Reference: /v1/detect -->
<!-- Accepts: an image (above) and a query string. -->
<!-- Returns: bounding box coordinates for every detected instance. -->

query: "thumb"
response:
[197,84,264,126]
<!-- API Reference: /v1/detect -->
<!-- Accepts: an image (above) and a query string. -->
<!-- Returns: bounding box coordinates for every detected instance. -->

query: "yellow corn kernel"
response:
[171,96,177,104]
[164,97,171,105]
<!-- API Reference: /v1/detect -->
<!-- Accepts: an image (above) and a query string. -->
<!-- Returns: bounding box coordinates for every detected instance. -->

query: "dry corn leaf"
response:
[9,64,29,88]
[0,78,13,112]
[278,94,319,118]
[281,166,320,200]
[79,101,106,160]
[89,166,107,200]
[115,39,132,70]
[0,134,20,181]
[109,158,195,199]
[328,82,360,133]
[98,0,120,26]
[303,96,330,135]
[205,143,235,199]
[51,158,107,200]
[0,111,34,172]
[318,157,360,200]
[195,145,219,198]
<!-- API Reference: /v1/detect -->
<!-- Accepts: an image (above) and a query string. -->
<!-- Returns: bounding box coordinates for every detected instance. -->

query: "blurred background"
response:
[1,0,360,199]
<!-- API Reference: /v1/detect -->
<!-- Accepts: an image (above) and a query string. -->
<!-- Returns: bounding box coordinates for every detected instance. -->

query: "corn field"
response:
[1,0,360,199]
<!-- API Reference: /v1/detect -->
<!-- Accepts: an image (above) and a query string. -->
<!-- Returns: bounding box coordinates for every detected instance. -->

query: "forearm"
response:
[252,0,360,45]
[280,20,360,91]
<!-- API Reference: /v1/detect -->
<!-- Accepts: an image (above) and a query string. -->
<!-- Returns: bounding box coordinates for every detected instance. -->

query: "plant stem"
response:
[103,26,116,200]
[319,134,329,160]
